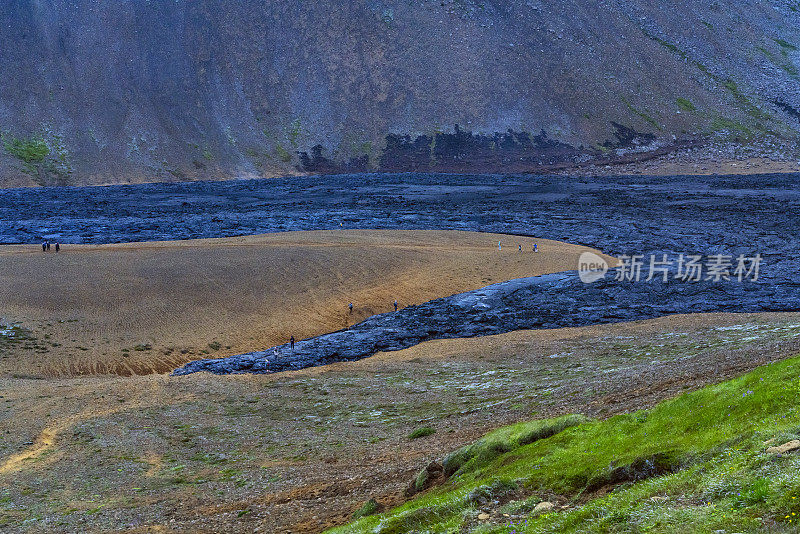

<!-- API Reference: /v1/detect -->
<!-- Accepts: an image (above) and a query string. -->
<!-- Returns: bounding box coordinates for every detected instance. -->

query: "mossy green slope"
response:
[329,355,800,533]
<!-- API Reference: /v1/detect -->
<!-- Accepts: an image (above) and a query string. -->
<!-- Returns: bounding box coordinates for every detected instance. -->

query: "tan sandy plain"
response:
[0,230,613,377]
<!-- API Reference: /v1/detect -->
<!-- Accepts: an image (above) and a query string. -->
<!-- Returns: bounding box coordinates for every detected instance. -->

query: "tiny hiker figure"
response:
[393,299,398,312]
[349,302,353,314]
[41,241,46,252]
[533,243,538,253]
[290,335,295,350]
[55,242,60,253]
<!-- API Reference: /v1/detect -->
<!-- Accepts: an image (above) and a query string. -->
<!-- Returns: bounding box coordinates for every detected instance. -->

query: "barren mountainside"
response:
[1,0,799,186]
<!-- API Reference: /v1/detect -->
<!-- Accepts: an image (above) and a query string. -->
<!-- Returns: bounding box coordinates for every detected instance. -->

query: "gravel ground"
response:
[2,312,800,533]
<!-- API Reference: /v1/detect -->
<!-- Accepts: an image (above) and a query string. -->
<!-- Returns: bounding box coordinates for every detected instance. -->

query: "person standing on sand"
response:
[55,242,60,253]
[349,302,353,314]
[534,243,538,253]
[518,244,522,252]
[498,240,502,251]
[46,241,51,251]
[42,241,46,252]
[290,336,295,350]
[394,299,398,312]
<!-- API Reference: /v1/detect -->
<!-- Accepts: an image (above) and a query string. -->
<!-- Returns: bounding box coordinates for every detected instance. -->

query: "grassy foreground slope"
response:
[1,313,799,532]
[331,354,800,533]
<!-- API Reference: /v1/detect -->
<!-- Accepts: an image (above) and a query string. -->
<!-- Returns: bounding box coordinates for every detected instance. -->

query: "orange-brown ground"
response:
[0,230,610,377]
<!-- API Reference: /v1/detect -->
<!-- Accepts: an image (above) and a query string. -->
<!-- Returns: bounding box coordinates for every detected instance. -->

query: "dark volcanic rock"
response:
[2,172,799,375]
[172,271,800,376]
[2,174,799,289]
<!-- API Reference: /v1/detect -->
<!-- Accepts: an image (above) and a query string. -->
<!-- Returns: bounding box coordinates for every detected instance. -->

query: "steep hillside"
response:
[1,0,799,186]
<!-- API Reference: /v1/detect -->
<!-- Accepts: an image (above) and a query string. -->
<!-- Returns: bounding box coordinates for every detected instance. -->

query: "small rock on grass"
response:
[477,512,490,520]
[766,440,800,454]
[534,501,554,513]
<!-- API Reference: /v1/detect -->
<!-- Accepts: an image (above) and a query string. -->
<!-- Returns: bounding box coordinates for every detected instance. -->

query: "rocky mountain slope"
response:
[1,0,799,186]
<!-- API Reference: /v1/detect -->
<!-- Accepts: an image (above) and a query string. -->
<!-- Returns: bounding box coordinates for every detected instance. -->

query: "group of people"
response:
[41,241,60,252]
[498,240,538,252]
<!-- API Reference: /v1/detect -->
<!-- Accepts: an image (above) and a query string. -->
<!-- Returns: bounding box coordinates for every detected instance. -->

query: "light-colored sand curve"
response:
[0,230,613,377]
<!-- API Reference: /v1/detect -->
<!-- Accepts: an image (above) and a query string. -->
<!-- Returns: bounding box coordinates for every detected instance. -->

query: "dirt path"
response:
[0,406,133,474]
